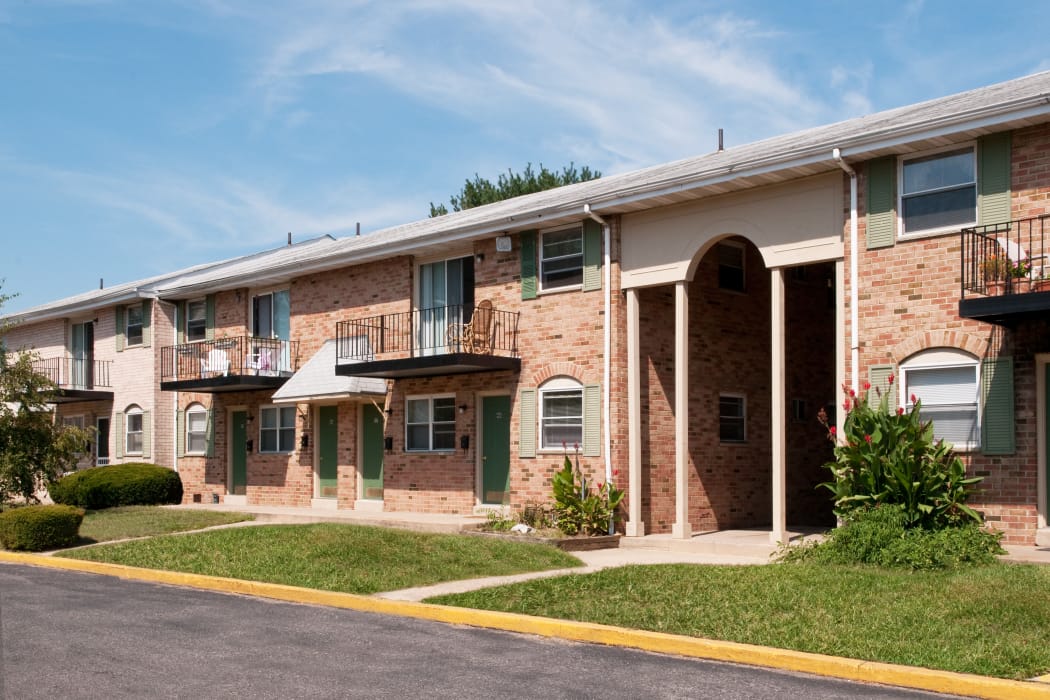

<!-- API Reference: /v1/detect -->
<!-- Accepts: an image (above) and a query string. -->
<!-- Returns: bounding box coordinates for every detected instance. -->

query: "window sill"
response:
[719,440,748,447]
[537,284,583,296]
[405,449,456,454]
[259,450,295,455]
[898,223,975,243]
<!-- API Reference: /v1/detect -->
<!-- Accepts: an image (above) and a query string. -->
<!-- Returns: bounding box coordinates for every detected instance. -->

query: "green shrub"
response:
[49,463,182,510]
[778,505,1004,570]
[818,378,983,529]
[0,504,84,551]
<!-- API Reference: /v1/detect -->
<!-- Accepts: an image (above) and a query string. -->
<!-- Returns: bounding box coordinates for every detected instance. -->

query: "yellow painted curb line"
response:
[3,551,1047,700]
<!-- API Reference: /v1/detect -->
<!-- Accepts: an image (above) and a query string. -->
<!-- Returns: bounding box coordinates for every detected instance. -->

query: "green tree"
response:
[0,286,91,507]
[429,162,601,217]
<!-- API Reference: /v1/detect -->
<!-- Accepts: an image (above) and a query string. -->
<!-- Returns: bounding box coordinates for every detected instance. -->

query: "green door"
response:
[361,403,384,500]
[481,395,511,505]
[318,405,338,498]
[230,410,247,495]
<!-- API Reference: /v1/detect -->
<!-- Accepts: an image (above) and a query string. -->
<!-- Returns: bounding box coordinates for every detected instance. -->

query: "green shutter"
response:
[867,365,896,411]
[176,301,186,344]
[582,220,603,292]
[866,157,896,249]
[582,383,601,457]
[979,132,1012,226]
[115,413,124,459]
[115,307,126,352]
[982,356,1015,455]
[176,409,185,458]
[205,295,216,341]
[205,409,215,458]
[141,410,151,460]
[141,300,152,348]
[519,388,537,458]
[520,231,537,300]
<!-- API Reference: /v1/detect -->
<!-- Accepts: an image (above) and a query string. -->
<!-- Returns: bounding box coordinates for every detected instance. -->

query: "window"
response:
[540,227,583,291]
[186,404,208,455]
[539,378,583,450]
[63,415,86,429]
[185,299,207,342]
[719,394,746,443]
[125,407,143,455]
[901,349,979,449]
[260,406,296,453]
[252,290,290,340]
[900,146,976,235]
[406,396,456,451]
[717,242,745,292]
[126,304,143,346]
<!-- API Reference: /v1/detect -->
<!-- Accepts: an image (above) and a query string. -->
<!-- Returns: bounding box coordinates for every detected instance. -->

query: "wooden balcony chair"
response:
[447,300,495,354]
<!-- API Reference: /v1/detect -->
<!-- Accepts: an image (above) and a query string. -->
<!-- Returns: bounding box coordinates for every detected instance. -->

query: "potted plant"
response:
[981,258,1008,295]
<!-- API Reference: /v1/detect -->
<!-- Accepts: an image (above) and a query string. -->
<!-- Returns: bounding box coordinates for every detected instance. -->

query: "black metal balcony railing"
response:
[336,304,520,363]
[961,215,1050,298]
[161,336,299,382]
[33,356,112,390]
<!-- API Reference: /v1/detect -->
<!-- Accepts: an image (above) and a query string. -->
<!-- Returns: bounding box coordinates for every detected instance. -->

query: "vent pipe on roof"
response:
[356,222,361,237]
[718,128,724,152]
[287,232,292,246]
[99,278,103,289]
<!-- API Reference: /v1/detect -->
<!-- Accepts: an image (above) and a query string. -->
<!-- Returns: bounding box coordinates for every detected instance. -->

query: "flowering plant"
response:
[817,375,983,529]
[551,443,624,536]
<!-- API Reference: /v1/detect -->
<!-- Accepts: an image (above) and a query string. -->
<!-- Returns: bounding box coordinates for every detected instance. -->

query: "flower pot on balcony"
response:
[1033,278,1050,293]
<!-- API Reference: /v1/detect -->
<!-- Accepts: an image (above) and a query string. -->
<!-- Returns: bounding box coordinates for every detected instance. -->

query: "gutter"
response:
[583,204,613,494]
[832,148,859,396]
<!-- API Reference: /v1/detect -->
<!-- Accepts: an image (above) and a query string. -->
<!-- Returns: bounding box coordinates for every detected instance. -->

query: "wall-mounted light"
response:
[246,414,255,423]
[458,404,467,414]
[385,408,393,415]
[475,253,485,264]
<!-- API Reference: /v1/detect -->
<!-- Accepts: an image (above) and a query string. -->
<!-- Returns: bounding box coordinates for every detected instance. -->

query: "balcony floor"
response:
[160,374,291,393]
[959,288,1050,325]
[336,352,521,379]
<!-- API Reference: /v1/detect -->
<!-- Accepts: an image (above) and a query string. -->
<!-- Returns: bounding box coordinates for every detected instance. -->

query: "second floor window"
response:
[186,299,207,342]
[253,290,290,340]
[540,228,583,291]
[126,304,144,346]
[901,146,976,235]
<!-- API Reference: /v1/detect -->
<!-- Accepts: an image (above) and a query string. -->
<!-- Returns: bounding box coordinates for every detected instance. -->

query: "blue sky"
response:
[2,1,1048,313]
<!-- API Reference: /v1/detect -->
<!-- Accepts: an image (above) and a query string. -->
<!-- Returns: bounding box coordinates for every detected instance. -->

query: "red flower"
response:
[842,400,851,412]
[863,381,871,391]
[888,373,895,385]
[910,394,917,404]
[829,426,837,436]
[849,389,856,398]
[864,434,872,443]
[613,469,620,477]
[897,407,905,415]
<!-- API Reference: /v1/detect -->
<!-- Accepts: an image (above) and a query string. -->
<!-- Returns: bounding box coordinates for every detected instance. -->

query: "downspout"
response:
[583,204,613,491]
[833,148,860,396]
[158,299,180,473]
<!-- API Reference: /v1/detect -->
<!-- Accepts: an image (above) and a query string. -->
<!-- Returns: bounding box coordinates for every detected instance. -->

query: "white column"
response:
[770,268,787,545]
[625,288,644,537]
[672,280,691,539]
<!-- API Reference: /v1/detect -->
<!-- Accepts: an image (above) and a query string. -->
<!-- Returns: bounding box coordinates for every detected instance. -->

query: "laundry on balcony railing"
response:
[961,214,1050,297]
[32,356,112,390]
[335,303,520,363]
[161,337,299,382]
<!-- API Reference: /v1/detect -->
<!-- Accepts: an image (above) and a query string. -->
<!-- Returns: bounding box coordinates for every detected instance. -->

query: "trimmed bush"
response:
[49,463,182,510]
[778,505,1005,570]
[0,504,85,551]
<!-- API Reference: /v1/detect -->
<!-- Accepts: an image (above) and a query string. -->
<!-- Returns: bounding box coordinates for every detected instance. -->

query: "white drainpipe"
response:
[833,149,860,396]
[583,203,613,488]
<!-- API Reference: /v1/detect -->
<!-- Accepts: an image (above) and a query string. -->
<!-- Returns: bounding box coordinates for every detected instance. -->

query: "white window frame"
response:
[125,406,144,456]
[405,394,456,452]
[717,240,746,293]
[539,226,584,293]
[719,393,747,444]
[125,304,144,347]
[897,143,977,239]
[185,298,207,343]
[259,405,296,454]
[539,377,583,451]
[62,415,86,430]
[900,349,980,451]
[185,403,208,456]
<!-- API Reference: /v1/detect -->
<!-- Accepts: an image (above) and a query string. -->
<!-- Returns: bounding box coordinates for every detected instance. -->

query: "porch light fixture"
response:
[475,253,485,264]
[458,404,467,414]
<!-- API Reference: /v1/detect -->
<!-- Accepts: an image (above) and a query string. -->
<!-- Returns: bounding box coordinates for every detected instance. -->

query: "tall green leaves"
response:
[818,379,983,529]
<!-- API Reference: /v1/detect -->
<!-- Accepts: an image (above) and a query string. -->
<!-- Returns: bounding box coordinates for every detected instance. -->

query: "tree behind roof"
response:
[429,162,601,217]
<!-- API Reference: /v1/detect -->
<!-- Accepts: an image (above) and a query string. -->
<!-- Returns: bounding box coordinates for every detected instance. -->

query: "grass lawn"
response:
[427,562,1050,680]
[59,523,582,594]
[77,506,254,544]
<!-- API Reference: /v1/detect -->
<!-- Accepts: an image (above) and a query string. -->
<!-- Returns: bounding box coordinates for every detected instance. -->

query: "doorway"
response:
[480,395,511,505]
[360,403,384,501]
[230,410,248,495]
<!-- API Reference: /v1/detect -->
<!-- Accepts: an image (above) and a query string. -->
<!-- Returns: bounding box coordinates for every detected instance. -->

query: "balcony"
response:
[32,356,113,403]
[160,336,299,393]
[335,304,521,379]
[959,215,1050,325]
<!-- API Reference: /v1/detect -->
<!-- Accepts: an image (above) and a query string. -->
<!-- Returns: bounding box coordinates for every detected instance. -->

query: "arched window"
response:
[125,405,144,456]
[900,348,979,449]
[539,377,583,450]
[185,403,208,455]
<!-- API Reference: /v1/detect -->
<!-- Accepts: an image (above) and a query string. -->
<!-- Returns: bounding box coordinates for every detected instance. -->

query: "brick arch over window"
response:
[890,330,989,365]
[529,361,594,387]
